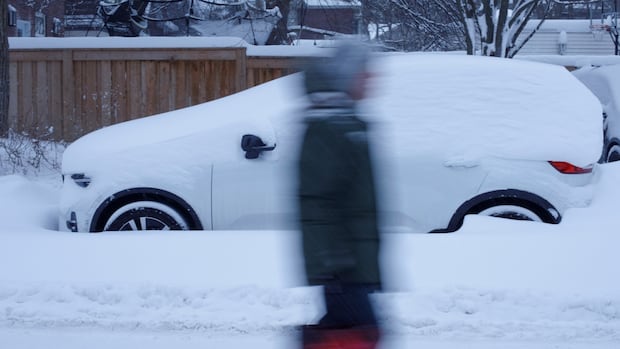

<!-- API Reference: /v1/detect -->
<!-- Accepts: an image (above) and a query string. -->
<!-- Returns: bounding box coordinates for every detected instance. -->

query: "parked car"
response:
[59,54,603,233]
[573,64,620,162]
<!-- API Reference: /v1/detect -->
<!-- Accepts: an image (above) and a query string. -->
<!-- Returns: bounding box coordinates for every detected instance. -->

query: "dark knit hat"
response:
[303,41,371,94]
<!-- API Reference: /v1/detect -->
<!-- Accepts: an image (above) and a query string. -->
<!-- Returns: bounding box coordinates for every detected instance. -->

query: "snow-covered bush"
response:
[0,128,65,176]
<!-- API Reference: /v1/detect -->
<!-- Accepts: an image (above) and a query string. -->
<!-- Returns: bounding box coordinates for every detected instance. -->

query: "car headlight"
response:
[70,173,92,188]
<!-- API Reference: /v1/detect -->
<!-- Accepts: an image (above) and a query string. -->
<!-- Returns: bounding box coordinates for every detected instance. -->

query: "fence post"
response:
[234,47,248,93]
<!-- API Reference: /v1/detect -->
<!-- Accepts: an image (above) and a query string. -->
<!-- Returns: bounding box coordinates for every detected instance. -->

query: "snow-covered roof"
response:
[288,25,341,37]
[191,19,277,46]
[302,0,361,9]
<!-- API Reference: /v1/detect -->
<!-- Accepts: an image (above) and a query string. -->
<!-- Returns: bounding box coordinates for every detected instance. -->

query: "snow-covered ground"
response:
[1,154,620,348]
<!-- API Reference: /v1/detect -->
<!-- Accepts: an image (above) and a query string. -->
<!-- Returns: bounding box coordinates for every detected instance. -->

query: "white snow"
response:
[303,0,361,9]
[7,36,332,57]
[2,156,620,347]
[573,64,620,119]
[8,36,249,50]
[518,55,620,67]
[573,63,620,154]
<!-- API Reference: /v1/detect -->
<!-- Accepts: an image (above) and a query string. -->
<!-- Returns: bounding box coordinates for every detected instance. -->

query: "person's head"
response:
[303,41,372,100]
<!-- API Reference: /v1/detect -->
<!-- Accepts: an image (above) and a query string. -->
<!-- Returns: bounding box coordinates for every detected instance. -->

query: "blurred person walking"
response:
[297,42,383,349]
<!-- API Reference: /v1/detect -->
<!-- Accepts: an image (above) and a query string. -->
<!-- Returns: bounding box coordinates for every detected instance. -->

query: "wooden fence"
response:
[8,47,300,141]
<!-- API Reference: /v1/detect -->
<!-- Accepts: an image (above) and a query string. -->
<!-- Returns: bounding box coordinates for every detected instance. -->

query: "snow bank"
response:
[1,152,620,349]
[4,163,620,345]
[0,175,59,231]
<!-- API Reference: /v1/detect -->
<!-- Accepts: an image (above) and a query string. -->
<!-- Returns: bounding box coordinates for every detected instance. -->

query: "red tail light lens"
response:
[548,161,593,174]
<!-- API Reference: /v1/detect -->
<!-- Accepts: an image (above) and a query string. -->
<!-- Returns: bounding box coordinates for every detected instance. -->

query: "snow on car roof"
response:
[365,54,602,167]
[573,64,620,110]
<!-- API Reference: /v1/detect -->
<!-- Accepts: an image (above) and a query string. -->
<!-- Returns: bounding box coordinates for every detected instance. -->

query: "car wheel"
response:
[476,205,543,222]
[606,144,620,163]
[104,201,189,231]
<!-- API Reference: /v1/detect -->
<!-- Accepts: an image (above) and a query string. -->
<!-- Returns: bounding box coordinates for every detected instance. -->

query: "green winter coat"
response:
[298,103,382,287]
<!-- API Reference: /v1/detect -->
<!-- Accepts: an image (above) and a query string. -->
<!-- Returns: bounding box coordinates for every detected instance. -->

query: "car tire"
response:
[104,201,189,231]
[606,144,620,163]
[476,205,543,222]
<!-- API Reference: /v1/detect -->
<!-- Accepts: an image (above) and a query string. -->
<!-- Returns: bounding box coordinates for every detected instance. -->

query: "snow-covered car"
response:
[573,64,620,162]
[59,54,603,233]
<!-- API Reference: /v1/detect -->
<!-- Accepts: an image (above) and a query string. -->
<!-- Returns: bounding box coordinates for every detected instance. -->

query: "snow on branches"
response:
[458,0,587,58]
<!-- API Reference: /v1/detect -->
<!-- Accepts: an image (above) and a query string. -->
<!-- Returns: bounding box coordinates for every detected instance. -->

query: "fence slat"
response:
[83,61,100,135]
[62,50,76,141]
[35,61,47,133]
[174,61,188,110]
[20,62,34,129]
[144,61,158,117]
[111,61,127,125]
[158,62,171,114]
[100,61,113,127]
[49,61,63,140]
[127,61,141,122]
[8,62,18,131]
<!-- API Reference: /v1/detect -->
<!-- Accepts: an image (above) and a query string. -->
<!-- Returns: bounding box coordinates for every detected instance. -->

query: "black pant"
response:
[301,284,381,348]
[318,283,379,328]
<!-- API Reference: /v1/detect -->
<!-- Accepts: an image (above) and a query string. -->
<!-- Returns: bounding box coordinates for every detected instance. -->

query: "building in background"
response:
[62,0,281,41]
[289,0,362,40]
[6,1,65,37]
[64,0,102,37]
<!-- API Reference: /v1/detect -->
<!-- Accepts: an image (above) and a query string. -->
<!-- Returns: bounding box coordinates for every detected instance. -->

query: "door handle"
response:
[241,134,276,159]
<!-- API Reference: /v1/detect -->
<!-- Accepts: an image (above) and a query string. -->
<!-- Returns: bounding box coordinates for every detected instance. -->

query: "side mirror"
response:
[241,134,276,159]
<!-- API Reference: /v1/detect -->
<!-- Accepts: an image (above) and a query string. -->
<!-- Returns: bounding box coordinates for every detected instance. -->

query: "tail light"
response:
[548,161,593,174]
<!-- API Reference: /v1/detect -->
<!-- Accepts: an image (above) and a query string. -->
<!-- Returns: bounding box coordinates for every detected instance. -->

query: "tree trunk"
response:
[266,0,291,45]
[459,0,477,55]
[0,2,9,136]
